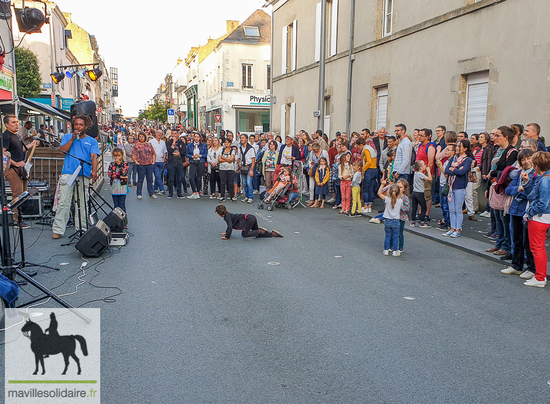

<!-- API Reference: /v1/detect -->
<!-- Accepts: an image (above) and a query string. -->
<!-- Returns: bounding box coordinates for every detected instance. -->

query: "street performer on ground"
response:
[2,114,40,229]
[52,114,99,239]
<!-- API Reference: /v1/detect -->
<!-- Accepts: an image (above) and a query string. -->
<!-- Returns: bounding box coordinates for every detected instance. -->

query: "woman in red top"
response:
[131,132,156,199]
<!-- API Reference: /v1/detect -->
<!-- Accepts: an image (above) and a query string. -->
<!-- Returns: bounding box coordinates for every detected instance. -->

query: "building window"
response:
[281,20,297,74]
[376,86,388,130]
[383,0,393,37]
[280,103,295,139]
[267,65,271,90]
[242,64,253,89]
[244,26,260,37]
[465,71,489,134]
[315,0,338,61]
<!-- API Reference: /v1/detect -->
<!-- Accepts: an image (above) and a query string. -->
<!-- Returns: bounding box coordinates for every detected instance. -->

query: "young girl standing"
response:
[397,178,411,253]
[350,161,363,217]
[314,157,330,208]
[338,152,353,215]
[378,182,403,256]
[108,148,130,214]
[410,160,432,228]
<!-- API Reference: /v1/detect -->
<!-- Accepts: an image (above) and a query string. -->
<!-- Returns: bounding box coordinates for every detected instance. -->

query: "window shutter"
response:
[465,72,489,134]
[290,103,296,137]
[376,87,388,130]
[282,26,288,75]
[330,0,338,57]
[291,20,297,72]
[281,104,286,139]
[315,2,321,62]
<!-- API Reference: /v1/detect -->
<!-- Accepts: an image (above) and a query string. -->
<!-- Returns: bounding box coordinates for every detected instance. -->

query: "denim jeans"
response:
[448,188,466,231]
[127,162,137,184]
[363,168,377,205]
[494,209,511,251]
[399,220,405,251]
[166,163,184,197]
[334,183,342,206]
[384,219,400,251]
[440,184,450,226]
[241,172,254,199]
[432,176,440,205]
[112,195,127,213]
[136,164,154,197]
[153,162,164,192]
[289,192,299,203]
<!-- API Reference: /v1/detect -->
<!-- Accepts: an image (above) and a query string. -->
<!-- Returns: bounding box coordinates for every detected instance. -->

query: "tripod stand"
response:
[0,134,90,323]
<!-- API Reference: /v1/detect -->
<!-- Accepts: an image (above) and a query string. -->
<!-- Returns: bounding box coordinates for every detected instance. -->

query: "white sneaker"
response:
[327,198,336,204]
[361,207,368,214]
[519,270,535,280]
[369,218,381,224]
[501,266,522,275]
[524,277,547,288]
[392,250,401,257]
[150,194,158,199]
[247,198,254,204]
[480,211,490,218]
[383,250,389,256]
[367,207,372,213]
[137,195,142,199]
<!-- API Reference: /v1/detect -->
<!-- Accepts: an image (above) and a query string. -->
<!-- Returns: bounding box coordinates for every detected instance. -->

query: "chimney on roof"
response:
[226,20,239,34]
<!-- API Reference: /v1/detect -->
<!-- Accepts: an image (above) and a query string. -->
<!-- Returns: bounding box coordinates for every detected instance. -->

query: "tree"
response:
[15,47,42,98]
[138,100,168,123]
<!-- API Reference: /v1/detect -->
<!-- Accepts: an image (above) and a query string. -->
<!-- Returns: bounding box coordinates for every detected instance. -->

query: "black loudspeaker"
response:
[71,100,98,138]
[75,220,112,258]
[103,208,127,232]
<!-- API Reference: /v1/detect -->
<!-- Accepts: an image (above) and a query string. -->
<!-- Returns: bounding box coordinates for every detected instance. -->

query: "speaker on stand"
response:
[75,220,111,258]
[103,207,127,233]
[70,100,98,138]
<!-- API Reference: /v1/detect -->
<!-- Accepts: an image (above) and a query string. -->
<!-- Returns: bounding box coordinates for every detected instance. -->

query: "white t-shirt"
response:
[149,138,167,163]
[533,214,550,224]
[383,196,403,220]
[280,146,293,165]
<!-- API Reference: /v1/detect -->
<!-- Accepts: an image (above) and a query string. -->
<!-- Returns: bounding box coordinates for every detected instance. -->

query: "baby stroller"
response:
[258,166,300,211]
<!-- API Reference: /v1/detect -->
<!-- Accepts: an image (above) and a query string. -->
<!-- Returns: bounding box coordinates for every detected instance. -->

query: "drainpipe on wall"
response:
[345,0,356,135]
[269,6,273,133]
[317,0,327,132]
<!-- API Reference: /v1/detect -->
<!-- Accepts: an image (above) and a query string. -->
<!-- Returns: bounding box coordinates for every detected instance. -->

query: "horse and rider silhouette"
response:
[21,312,88,375]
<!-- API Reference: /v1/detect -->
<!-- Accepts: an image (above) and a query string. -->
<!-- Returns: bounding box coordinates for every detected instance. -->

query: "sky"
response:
[53,0,271,117]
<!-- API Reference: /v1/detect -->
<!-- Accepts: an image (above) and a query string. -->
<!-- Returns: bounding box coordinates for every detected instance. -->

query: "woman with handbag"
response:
[485,127,518,257]
[523,151,550,288]
[131,132,156,199]
[442,139,473,238]
[502,149,536,278]
[207,137,222,200]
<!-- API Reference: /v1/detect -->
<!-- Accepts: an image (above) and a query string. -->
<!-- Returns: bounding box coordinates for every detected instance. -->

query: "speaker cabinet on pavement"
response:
[103,207,127,232]
[75,220,112,258]
[70,100,98,138]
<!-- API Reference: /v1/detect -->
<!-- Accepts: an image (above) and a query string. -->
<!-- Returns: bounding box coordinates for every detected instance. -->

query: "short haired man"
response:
[393,124,412,182]
[360,128,370,139]
[313,129,329,151]
[166,128,187,199]
[149,130,167,195]
[458,131,468,141]
[52,115,99,239]
[3,115,40,228]
[238,134,256,203]
[17,120,33,141]
[524,123,546,152]
[415,128,436,220]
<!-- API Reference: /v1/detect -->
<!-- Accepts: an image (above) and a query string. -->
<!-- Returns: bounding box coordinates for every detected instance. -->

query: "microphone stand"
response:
[2,136,90,323]
[35,138,92,246]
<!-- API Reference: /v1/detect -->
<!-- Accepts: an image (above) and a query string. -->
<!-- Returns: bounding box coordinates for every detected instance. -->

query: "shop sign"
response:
[61,98,73,111]
[250,95,270,106]
[42,82,52,89]
[0,70,13,93]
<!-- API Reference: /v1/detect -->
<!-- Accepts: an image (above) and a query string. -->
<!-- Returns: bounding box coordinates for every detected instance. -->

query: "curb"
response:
[360,212,506,265]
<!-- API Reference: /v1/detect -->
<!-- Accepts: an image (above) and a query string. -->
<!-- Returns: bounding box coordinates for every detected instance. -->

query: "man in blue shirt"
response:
[52,115,100,239]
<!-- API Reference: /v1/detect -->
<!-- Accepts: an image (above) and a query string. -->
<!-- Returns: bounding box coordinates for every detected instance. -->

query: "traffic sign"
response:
[215,114,222,123]
[167,109,175,116]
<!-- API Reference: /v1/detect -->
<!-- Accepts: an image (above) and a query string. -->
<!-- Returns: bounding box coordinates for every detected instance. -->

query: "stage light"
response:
[15,7,46,33]
[77,69,86,78]
[65,69,75,79]
[87,67,102,81]
[50,71,64,84]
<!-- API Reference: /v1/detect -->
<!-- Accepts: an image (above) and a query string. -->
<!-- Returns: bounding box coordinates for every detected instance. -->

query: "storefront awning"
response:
[232,105,269,110]
[0,97,71,121]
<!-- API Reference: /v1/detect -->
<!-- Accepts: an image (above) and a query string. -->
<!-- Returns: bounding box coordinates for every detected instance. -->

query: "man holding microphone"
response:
[52,114,99,239]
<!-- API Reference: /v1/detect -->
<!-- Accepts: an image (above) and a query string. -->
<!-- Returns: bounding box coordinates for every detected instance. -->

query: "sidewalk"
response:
[359,197,550,265]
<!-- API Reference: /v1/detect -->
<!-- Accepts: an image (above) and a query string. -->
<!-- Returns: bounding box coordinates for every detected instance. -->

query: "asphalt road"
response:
[2,187,550,403]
